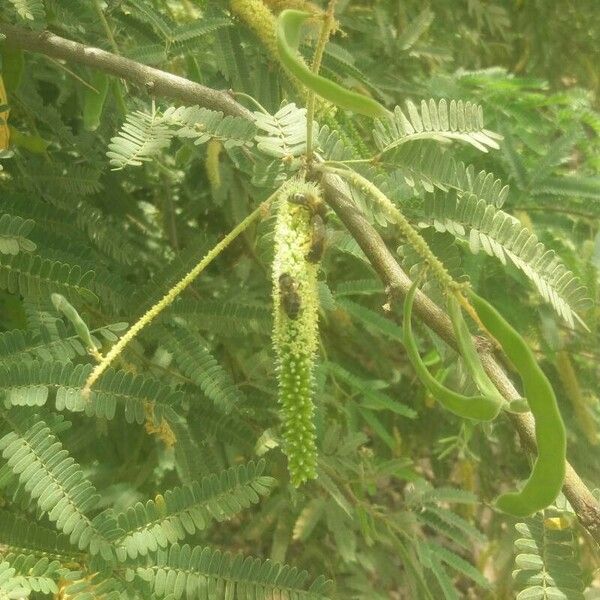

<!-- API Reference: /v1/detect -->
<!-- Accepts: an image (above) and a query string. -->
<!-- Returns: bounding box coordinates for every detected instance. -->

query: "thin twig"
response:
[0,23,252,119]
[82,190,280,397]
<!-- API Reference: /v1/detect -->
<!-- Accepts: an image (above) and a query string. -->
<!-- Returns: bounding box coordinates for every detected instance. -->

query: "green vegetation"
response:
[0,0,599,598]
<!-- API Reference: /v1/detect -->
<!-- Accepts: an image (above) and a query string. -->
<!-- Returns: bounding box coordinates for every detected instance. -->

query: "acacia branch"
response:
[4,21,598,542]
[320,173,600,543]
[0,23,252,119]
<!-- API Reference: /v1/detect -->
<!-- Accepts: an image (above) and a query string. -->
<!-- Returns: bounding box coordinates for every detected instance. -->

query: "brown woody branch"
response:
[0,23,252,119]
[3,21,599,543]
[320,174,600,543]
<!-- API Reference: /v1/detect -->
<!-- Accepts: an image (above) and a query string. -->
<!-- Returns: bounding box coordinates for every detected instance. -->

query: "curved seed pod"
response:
[276,10,388,118]
[469,291,567,516]
[272,179,322,486]
[403,280,501,421]
[447,294,503,418]
[51,293,96,352]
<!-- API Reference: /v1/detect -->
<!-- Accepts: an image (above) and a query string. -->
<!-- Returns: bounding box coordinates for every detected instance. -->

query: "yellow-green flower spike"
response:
[230,0,279,60]
[272,179,322,486]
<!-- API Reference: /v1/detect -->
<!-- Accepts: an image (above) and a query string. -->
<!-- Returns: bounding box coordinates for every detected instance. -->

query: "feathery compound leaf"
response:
[162,327,246,413]
[326,361,416,418]
[406,482,486,550]
[377,142,509,206]
[0,361,182,423]
[0,321,125,366]
[534,175,600,200]
[107,107,174,170]
[0,213,36,255]
[0,253,96,303]
[422,192,590,327]
[62,365,184,423]
[135,543,332,599]
[426,542,490,590]
[21,164,103,200]
[500,126,528,189]
[333,278,384,297]
[0,561,27,600]
[254,103,308,158]
[0,409,121,561]
[316,123,358,162]
[374,99,502,154]
[213,24,245,87]
[529,129,582,187]
[396,8,434,50]
[173,299,271,332]
[123,0,174,39]
[513,510,585,599]
[0,510,76,562]
[2,553,63,596]
[115,460,275,559]
[336,298,404,342]
[170,17,232,45]
[164,105,256,148]
[8,0,45,23]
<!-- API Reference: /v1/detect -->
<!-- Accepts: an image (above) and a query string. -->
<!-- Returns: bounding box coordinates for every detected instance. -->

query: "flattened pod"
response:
[272,180,322,486]
[402,280,501,422]
[276,10,388,118]
[447,294,503,418]
[469,291,567,516]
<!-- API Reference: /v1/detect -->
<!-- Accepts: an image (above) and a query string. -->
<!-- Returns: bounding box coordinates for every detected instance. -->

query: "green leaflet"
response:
[402,280,501,422]
[276,10,388,118]
[469,292,567,517]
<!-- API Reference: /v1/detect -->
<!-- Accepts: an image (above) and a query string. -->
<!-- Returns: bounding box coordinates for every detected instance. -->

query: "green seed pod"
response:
[403,279,501,421]
[448,294,504,417]
[276,10,388,118]
[469,291,567,516]
[272,179,322,486]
